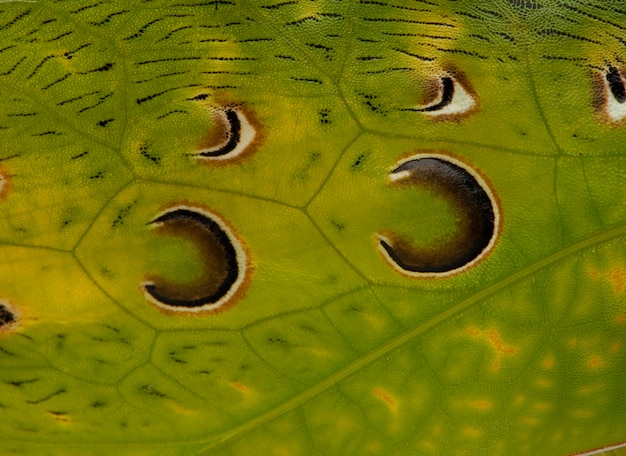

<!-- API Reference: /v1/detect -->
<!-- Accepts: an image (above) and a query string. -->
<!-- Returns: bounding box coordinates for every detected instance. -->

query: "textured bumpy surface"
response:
[1,1,626,455]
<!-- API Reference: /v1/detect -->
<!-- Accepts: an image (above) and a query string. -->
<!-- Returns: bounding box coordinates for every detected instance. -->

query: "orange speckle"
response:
[589,268,600,279]
[586,355,604,369]
[486,329,517,355]
[466,326,480,336]
[373,388,398,414]
[568,338,578,348]
[615,314,626,325]
[541,355,554,370]
[534,378,552,389]
[611,342,622,353]
[608,266,625,294]
[472,400,492,410]
[230,381,249,393]
[532,402,552,412]
[491,360,501,371]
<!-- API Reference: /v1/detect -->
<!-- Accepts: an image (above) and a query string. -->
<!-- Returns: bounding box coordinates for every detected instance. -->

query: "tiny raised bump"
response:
[377,152,499,277]
[142,204,250,314]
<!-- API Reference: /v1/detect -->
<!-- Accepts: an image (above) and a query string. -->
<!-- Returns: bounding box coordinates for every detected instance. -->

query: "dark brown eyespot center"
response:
[378,154,499,276]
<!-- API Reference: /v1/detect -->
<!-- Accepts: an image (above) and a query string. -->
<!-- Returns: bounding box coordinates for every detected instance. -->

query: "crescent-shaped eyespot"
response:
[377,153,499,277]
[194,107,258,161]
[595,65,626,124]
[142,205,250,314]
[404,73,477,119]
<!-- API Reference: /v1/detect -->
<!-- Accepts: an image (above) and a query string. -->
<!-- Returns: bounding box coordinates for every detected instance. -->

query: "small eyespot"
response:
[403,72,478,120]
[596,65,626,124]
[377,153,499,277]
[142,204,250,314]
[0,301,18,334]
[194,107,259,162]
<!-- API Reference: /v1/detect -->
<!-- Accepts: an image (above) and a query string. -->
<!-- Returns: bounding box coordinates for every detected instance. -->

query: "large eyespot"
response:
[194,106,259,162]
[377,153,499,277]
[142,205,250,313]
[403,71,478,120]
[595,65,626,124]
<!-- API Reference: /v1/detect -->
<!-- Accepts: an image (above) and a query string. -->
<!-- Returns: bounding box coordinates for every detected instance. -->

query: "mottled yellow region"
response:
[464,326,517,371]
[571,408,595,419]
[586,355,605,369]
[373,387,399,414]
[541,355,554,370]
[462,427,483,438]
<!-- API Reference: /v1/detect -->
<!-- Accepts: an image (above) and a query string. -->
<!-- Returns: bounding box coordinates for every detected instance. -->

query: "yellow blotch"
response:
[519,416,539,426]
[533,378,553,389]
[541,355,554,370]
[532,402,552,412]
[471,400,493,411]
[373,387,399,415]
[586,355,605,369]
[512,395,526,408]
[568,338,578,348]
[578,382,606,395]
[465,327,517,355]
[419,440,438,452]
[231,381,250,394]
[571,408,595,418]
[462,427,483,438]
[588,267,601,280]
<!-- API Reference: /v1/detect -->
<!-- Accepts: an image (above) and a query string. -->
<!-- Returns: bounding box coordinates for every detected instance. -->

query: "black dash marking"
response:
[71,151,89,160]
[27,389,66,405]
[290,77,323,84]
[97,119,113,127]
[89,10,131,27]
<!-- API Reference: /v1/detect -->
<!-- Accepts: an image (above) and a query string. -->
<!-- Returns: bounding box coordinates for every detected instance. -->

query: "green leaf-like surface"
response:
[0,1,625,455]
